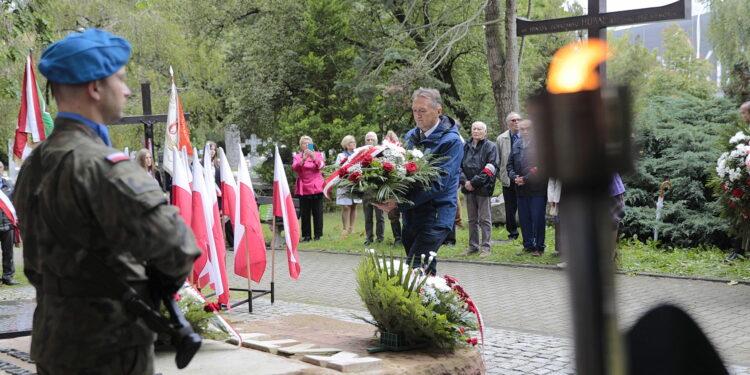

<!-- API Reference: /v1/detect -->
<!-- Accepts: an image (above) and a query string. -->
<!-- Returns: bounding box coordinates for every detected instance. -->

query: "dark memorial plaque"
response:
[518,0,690,37]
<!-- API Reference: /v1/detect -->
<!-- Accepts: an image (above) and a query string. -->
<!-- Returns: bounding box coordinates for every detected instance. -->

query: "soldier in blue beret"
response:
[15,29,201,375]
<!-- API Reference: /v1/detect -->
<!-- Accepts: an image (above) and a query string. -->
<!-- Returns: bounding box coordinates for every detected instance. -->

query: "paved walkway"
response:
[226,249,750,366]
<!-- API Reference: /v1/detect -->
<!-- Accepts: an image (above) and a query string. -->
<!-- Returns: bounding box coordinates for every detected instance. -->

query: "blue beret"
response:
[39,28,131,85]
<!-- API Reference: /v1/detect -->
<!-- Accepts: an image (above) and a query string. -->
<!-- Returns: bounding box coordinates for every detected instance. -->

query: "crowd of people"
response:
[282,87,635,274]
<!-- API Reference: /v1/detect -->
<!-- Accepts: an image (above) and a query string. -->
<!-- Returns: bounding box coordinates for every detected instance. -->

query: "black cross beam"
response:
[109,82,189,160]
[517,0,690,83]
[517,0,691,38]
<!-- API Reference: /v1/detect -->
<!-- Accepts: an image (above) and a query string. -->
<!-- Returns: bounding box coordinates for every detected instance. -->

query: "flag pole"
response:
[271,215,277,304]
[245,233,253,313]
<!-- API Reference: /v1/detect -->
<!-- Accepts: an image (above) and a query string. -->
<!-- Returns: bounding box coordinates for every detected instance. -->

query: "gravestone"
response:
[224,124,242,168]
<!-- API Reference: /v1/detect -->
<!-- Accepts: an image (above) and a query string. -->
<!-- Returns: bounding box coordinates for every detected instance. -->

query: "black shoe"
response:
[443,241,456,246]
[726,252,743,262]
[301,237,312,243]
[313,237,321,241]
[393,239,402,246]
[363,240,372,246]
[377,238,384,243]
[508,234,519,240]
[2,278,20,286]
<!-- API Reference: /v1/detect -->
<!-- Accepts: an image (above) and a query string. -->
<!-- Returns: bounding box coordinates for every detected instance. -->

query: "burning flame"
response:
[547,39,610,94]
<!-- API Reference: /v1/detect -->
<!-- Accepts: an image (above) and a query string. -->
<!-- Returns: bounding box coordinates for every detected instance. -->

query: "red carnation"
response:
[338,167,349,177]
[204,302,220,312]
[732,188,744,199]
[173,293,181,302]
[466,337,478,346]
[362,154,373,167]
[405,162,418,174]
[348,172,362,182]
[728,200,737,208]
[383,162,394,173]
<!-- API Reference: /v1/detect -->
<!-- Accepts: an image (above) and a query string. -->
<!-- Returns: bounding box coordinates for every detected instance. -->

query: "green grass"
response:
[262,205,750,281]
[1,265,30,288]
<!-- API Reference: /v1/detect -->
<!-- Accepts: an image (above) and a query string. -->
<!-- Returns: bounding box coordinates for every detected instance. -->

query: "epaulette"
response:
[105,152,130,164]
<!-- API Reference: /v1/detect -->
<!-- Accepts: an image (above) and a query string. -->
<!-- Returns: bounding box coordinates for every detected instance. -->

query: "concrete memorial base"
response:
[0,314,485,374]
[230,314,485,374]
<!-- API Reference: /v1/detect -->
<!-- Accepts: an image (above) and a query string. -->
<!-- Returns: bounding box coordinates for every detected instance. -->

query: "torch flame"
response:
[547,39,610,94]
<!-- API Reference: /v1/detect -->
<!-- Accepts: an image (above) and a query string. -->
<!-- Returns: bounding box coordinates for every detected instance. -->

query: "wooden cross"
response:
[109,82,189,161]
[517,0,691,79]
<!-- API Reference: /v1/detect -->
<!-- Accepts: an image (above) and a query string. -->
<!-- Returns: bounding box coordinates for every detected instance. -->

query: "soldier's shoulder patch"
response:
[106,152,130,164]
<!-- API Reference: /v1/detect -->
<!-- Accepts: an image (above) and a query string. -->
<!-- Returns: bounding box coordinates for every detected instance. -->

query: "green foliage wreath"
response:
[355,251,478,351]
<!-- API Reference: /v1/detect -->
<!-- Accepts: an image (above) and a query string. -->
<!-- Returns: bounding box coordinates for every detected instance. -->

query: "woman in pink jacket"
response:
[292,135,326,241]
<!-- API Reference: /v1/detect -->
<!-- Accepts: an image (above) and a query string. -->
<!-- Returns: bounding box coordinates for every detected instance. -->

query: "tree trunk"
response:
[436,61,471,129]
[502,0,519,114]
[484,0,507,129]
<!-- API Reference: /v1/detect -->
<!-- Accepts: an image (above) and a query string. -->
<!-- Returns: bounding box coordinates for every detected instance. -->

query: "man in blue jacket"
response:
[375,88,463,275]
[507,119,548,256]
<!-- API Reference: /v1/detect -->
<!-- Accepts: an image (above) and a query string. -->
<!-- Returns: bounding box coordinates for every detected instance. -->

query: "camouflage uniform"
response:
[14,117,201,375]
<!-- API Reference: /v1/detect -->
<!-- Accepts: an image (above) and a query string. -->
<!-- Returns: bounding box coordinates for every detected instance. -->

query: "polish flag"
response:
[234,148,267,282]
[171,149,192,225]
[162,66,193,176]
[273,145,301,279]
[203,144,230,305]
[190,150,225,301]
[13,55,53,161]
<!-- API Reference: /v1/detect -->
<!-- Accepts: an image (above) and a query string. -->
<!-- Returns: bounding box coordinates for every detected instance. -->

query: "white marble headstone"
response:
[224,123,242,168]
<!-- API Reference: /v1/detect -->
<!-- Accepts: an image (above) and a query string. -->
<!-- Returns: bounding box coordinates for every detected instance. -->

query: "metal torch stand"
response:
[561,189,625,375]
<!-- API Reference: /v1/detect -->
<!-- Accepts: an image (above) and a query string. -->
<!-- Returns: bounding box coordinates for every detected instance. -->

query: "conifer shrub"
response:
[621,95,737,248]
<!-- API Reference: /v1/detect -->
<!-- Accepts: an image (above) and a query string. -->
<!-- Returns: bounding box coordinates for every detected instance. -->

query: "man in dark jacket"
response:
[374,88,463,275]
[0,162,18,285]
[507,120,548,256]
[459,122,498,258]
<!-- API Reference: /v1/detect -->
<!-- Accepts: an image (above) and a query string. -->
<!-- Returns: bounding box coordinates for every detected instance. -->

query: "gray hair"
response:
[341,135,356,149]
[365,131,378,143]
[412,87,442,109]
[741,101,750,110]
[471,121,487,131]
[505,112,520,124]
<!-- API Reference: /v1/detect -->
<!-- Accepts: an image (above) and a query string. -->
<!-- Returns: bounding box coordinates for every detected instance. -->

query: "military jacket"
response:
[14,117,201,368]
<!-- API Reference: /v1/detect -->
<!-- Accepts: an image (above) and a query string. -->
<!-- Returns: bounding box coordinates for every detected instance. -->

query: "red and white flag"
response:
[190,150,226,301]
[234,147,267,282]
[203,144,230,305]
[163,66,193,176]
[273,145,301,279]
[171,148,192,225]
[14,55,53,161]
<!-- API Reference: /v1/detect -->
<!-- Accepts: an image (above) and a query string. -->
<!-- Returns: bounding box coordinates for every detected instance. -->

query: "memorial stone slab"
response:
[225,124,242,169]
